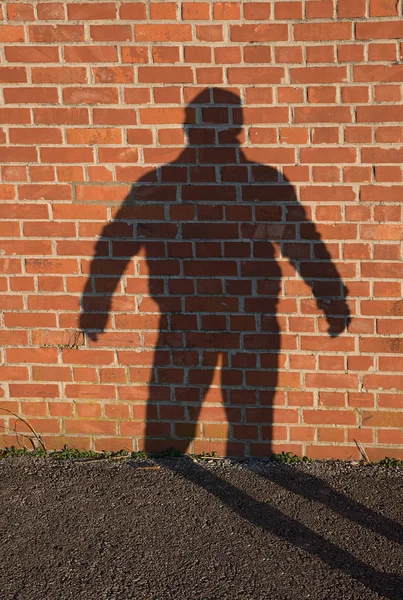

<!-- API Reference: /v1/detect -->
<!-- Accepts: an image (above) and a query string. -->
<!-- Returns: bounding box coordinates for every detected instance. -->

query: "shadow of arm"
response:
[281,189,351,337]
[79,192,141,341]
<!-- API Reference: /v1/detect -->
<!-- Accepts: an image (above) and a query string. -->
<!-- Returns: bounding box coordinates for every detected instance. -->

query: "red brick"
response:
[90,25,132,41]
[196,25,223,41]
[65,87,119,106]
[344,126,372,143]
[342,86,369,103]
[319,428,345,443]
[53,204,107,220]
[355,65,403,83]
[183,2,210,19]
[185,46,211,64]
[303,409,356,425]
[243,2,271,19]
[5,47,59,63]
[32,366,72,382]
[10,128,62,145]
[294,23,352,41]
[150,2,177,19]
[212,47,240,66]
[0,108,31,124]
[357,21,403,39]
[94,438,133,452]
[338,0,366,17]
[68,2,117,19]
[135,24,192,42]
[0,68,28,84]
[375,166,402,183]
[275,2,303,19]
[279,127,308,145]
[295,106,352,123]
[67,385,116,400]
[369,0,398,16]
[238,107,289,124]
[308,86,337,103]
[291,67,347,84]
[275,47,303,64]
[119,3,146,19]
[0,183,17,197]
[32,67,87,84]
[93,109,137,125]
[49,403,74,417]
[311,127,339,144]
[7,3,34,20]
[29,25,84,42]
[138,67,194,83]
[213,3,240,19]
[29,165,55,182]
[37,3,65,19]
[0,199,42,220]
[306,446,360,460]
[0,147,37,162]
[196,67,224,84]
[290,426,315,442]
[313,167,340,183]
[300,147,356,163]
[375,126,403,143]
[374,85,401,102]
[10,384,59,399]
[40,148,93,163]
[244,46,272,64]
[343,166,372,183]
[278,87,304,103]
[306,46,335,63]
[66,128,122,145]
[65,420,116,435]
[64,46,118,63]
[362,410,403,427]
[18,184,71,200]
[231,24,288,42]
[369,43,397,62]
[152,46,181,64]
[7,348,58,364]
[306,1,334,18]
[62,349,114,366]
[34,108,89,125]
[0,26,25,42]
[93,67,134,83]
[338,44,365,63]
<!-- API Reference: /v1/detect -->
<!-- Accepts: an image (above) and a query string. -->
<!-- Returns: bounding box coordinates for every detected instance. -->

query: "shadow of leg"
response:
[162,459,403,600]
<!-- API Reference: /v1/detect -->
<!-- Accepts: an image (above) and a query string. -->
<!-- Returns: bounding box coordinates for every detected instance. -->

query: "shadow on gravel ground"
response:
[165,459,403,600]
[1,458,402,599]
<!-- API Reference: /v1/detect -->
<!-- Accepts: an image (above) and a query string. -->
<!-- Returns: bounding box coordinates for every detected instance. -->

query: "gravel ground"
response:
[0,457,402,600]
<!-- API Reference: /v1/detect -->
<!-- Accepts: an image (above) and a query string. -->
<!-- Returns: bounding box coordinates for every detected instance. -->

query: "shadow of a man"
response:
[80,87,350,456]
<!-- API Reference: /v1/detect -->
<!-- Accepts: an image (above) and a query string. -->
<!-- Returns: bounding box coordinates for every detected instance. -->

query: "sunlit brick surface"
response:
[0,1,402,459]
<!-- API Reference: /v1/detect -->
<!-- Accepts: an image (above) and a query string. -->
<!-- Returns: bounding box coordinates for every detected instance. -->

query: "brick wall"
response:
[1,0,403,460]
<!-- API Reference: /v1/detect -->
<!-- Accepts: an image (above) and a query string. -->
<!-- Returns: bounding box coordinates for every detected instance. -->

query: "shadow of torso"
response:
[81,146,346,455]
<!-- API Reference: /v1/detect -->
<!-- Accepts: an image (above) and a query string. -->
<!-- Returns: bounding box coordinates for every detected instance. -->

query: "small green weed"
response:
[151,447,183,458]
[270,451,313,464]
[378,456,403,468]
[0,446,47,459]
[0,445,147,462]
[131,450,148,460]
[195,451,218,459]
[50,446,99,460]
[1,445,402,467]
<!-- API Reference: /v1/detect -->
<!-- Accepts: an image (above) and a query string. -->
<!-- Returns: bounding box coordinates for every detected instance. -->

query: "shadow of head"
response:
[183,87,243,145]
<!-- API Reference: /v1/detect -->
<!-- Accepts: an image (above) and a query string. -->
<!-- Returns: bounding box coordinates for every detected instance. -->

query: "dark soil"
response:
[0,457,402,599]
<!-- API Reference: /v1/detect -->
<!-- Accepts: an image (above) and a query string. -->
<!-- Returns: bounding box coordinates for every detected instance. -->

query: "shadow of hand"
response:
[327,315,351,338]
